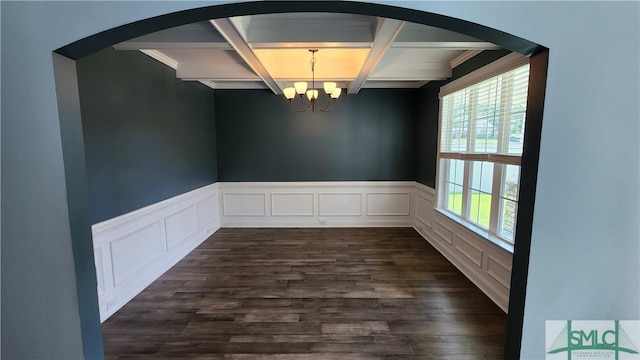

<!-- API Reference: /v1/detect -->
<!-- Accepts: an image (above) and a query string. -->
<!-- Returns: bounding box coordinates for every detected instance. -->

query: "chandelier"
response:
[283,49,342,112]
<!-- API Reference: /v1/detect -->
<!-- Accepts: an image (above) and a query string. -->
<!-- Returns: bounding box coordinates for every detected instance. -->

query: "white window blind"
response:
[436,53,530,245]
[439,63,530,159]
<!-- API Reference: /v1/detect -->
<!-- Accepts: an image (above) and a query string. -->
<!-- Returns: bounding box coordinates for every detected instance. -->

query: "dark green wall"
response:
[77,47,218,223]
[414,49,512,187]
[52,53,104,360]
[76,47,508,222]
[215,89,417,181]
[414,85,440,187]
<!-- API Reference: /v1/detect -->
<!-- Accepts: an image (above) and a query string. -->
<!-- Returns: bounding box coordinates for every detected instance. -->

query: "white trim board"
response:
[92,183,219,322]
[413,182,513,312]
[439,52,529,98]
[217,181,415,228]
[92,181,513,320]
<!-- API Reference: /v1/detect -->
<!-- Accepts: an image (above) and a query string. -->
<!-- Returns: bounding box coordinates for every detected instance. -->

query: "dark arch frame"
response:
[53,2,548,359]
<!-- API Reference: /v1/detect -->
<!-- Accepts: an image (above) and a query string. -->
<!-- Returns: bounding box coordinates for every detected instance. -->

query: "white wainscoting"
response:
[412,182,513,312]
[92,183,219,322]
[218,182,415,228]
[93,181,513,320]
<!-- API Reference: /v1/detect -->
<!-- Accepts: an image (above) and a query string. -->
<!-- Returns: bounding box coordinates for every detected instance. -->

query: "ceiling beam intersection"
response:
[348,18,405,95]
[209,18,282,94]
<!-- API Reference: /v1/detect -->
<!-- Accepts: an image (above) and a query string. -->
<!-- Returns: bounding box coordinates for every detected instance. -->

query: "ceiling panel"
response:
[393,22,500,49]
[243,13,376,45]
[113,14,508,91]
[369,48,465,80]
[378,48,467,64]
[252,48,370,81]
[159,49,259,80]
[114,21,228,50]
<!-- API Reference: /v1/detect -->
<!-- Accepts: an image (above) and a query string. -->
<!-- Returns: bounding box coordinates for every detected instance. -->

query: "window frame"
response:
[435,53,530,250]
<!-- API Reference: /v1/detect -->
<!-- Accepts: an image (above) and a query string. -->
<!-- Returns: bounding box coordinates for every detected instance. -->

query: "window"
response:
[437,53,530,244]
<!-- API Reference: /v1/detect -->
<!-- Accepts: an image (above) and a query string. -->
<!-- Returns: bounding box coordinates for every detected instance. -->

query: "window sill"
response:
[434,208,515,254]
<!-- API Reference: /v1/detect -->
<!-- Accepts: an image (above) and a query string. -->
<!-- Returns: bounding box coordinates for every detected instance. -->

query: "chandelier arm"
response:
[289,100,305,112]
[316,98,329,112]
[319,98,336,112]
[303,95,314,112]
[289,97,309,112]
[316,92,338,112]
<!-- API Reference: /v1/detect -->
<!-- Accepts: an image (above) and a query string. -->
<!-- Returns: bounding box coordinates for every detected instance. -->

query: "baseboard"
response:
[413,182,512,313]
[92,183,219,322]
[221,218,414,228]
[414,225,509,312]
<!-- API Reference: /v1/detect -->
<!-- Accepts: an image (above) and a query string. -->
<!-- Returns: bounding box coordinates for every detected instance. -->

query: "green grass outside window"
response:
[447,192,492,229]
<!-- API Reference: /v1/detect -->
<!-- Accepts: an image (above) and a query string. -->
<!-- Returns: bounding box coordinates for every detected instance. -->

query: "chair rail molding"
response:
[92,181,513,321]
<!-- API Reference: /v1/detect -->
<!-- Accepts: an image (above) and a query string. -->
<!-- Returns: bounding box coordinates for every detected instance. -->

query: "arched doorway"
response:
[53,2,548,358]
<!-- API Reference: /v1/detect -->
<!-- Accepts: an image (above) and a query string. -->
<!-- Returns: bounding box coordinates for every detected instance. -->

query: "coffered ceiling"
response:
[113,13,503,93]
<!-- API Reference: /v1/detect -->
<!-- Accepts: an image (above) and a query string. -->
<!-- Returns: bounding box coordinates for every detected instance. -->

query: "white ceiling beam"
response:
[277,80,350,92]
[209,18,282,94]
[198,80,218,90]
[450,50,483,68]
[180,76,263,82]
[140,50,178,69]
[114,22,230,50]
[348,18,405,94]
[228,16,251,41]
[368,71,451,81]
[116,42,230,50]
[177,61,261,81]
[213,83,269,89]
[370,61,452,80]
[362,81,429,89]
[249,42,372,50]
[392,42,500,50]
[195,81,268,90]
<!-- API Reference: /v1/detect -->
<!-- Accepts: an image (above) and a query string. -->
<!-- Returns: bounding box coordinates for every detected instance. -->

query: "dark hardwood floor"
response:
[102,228,507,360]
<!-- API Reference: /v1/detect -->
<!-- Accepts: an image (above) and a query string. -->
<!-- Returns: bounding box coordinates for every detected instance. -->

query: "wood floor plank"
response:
[102,228,508,359]
[320,322,391,335]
